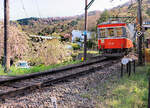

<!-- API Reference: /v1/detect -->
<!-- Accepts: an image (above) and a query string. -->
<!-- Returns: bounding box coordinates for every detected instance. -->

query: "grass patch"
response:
[79,50,99,54]
[0,60,81,76]
[80,93,92,100]
[102,65,150,108]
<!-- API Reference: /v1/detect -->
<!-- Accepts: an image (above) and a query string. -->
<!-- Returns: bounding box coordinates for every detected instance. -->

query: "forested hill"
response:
[17,16,78,26]
[16,11,101,36]
[16,0,150,36]
[109,0,150,21]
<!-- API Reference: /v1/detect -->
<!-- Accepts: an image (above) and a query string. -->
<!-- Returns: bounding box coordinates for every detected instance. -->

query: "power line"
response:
[33,0,42,18]
[20,0,28,18]
[0,7,4,19]
[86,0,95,9]
[0,1,4,19]
[32,0,41,18]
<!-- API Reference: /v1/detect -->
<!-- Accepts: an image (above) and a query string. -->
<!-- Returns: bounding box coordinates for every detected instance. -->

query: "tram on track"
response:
[97,21,134,57]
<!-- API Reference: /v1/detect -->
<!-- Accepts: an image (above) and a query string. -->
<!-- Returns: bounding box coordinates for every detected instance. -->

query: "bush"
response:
[72,43,80,50]
[87,39,96,49]
[28,39,72,66]
[146,8,150,17]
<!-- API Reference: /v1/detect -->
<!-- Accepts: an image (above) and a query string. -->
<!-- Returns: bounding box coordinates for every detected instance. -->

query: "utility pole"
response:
[84,0,88,61]
[83,0,95,61]
[4,0,10,71]
[148,78,150,108]
[137,0,143,65]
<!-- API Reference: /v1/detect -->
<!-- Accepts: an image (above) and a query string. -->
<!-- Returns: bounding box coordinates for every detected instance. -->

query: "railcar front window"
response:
[116,27,123,36]
[122,27,127,37]
[108,28,115,37]
[100,29,106,37]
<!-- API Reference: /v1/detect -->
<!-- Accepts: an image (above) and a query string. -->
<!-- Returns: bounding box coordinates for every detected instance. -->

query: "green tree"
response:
[74,37,81,43]
[146,8,150,17]
[87,39,95,49]
[52,32,61,37]
[39,26,55,35]
[97,10,110,24]
[68,20,78,26]
[72,43,80,50]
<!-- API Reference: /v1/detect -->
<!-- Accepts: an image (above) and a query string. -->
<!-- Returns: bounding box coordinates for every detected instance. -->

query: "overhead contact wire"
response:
[20,0,28,18]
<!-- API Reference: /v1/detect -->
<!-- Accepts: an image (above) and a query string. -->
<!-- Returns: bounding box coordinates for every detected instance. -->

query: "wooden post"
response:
[121,63,123,77]
[126,63,129,74]
[128,61,131,77]
[4,0,10,71]
[133,60,136,73]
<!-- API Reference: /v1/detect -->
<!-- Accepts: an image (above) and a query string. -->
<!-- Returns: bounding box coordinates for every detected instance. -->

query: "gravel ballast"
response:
[0,62,121,108]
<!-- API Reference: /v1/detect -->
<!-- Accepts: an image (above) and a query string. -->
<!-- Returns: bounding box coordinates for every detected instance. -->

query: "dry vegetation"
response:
[0,22,72,66]
[109,0,150,22]
[1,0,150,67]
[27,39,72,66]
[0,22,29,62]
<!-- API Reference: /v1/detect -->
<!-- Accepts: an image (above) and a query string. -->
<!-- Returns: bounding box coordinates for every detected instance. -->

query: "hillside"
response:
[16,11,101,36]
[108,0,150,22]
[0,22,72,66]
[16,0,150,38]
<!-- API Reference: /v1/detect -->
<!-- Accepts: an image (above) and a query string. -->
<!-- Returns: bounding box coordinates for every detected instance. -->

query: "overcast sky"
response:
[0,0,129,20]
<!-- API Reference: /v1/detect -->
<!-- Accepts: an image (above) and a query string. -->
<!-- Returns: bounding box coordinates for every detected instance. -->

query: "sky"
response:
[0,0,129,20]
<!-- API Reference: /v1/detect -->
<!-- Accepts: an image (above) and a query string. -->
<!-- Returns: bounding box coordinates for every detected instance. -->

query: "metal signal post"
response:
[4,0,10,71]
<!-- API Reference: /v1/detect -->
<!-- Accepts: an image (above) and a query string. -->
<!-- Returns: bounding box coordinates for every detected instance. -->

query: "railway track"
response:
[0,56,121,99]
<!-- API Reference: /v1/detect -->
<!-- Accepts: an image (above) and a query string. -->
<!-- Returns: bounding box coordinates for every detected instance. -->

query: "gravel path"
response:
[0,62,121,108]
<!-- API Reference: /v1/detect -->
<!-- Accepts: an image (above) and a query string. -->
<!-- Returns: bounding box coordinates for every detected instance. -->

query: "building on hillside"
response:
[71,30,91,43]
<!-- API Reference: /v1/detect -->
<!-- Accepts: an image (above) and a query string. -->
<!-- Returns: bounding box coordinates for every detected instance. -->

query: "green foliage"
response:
[52,32,61,38]
[16,11,101,35]
[0,60,81,76]
[0,65,7,75]
[87,39,96,49]
[74,37,81,43]
[39,26,55,35]
[68,20,78,26]
[97,10,110,24]
[71,52,79,58]
[146,8,150,16]
[102,65,150,108]
[90,26,97,32]
[78,50,99,55]
[80,93,91,100]
[87,33,97,49]
[17,17,39,25]
[27,39,72,66]
[28,57,43,66]
[72,43,80,50]
[60,36,70,42]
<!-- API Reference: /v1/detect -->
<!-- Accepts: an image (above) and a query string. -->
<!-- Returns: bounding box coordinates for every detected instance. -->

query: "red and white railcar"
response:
[97,21,133,56]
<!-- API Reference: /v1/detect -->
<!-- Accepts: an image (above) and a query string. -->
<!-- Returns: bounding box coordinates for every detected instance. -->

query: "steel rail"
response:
[0,55,104,84]
[0,57,120,98]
